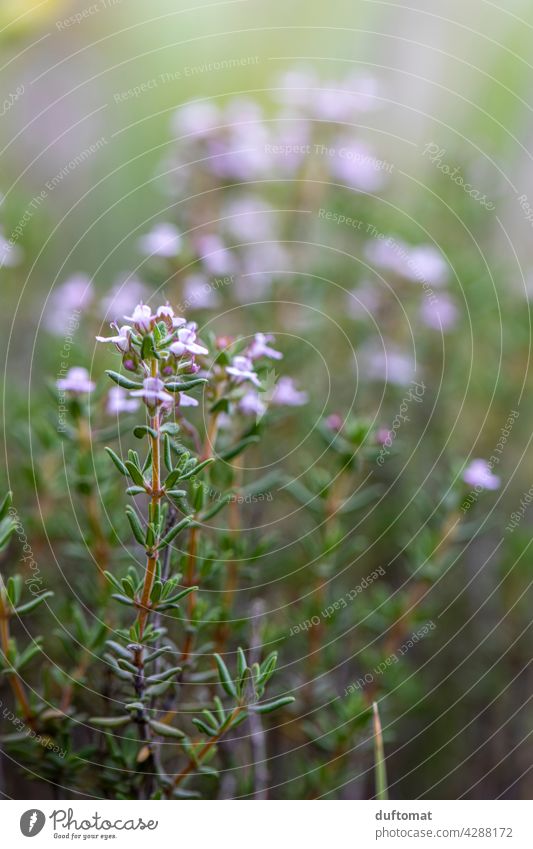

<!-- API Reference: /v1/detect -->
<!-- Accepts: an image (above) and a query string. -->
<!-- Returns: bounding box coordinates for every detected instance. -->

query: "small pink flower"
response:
[130,377,174,408]
[325,413,343,432]
[170,326,208,357]
[178,392,199,407]
[226,356,261,387]
[271,376,308,406]
[57,367,95,395]
[138,223,181,258]
[239,391,267,417]
[106,386,140,414]
[124,303,155,333]
[156,304,186,329]
[463,459,500,491]
[248,333,283,361]
[45,274,94,335]
[376,428,391,445]
[96,324,132,352]
[420,295,458,332]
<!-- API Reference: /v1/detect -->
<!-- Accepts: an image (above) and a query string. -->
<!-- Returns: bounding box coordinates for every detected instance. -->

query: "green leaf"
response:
[192,718,217,737]
[133,425,158,440]
[148,719,185,738]
[213,653,237,698]
[126,485,146,496]
[163,434,172,471]
[15,591,53,615]
[125,461,145,487]
[140,333,156,361]
[179,458,215,481]
[219,435,260,462]
[237,647,247,678]
[125,506,146,545]
[158,516,192,549]
[90,715,131,728]
[165,378,208,393]
[106,370,141,390]
[0,491,13,521]
[252,696,295,714]
[105,447,128,476]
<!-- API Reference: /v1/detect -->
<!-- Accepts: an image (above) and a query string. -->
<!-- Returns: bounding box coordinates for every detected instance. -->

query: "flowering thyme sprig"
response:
[93,302,294,793]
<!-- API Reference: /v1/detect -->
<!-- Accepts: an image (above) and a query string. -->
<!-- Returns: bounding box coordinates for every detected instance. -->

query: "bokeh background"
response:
[0,0,532,800]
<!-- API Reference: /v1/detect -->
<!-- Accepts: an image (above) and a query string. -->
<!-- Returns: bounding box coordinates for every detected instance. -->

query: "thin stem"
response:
[171,706,243,792]
[137,359,162,640]
[0,599,32,723]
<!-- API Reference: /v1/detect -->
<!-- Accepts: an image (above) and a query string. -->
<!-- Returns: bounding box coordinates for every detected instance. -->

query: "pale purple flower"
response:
[169,325,208,357]
[96,324,132,352]
[407,246,449,287]
[130,377,173,408]
[365,237,410,276]
[138,223,181,258]
[463,459,500,491]
[376,428,392,445]
[44,274,94,334]
[268,122,311,175]
[420,294,459,331]
[271,376,308,406]
[239,391,267,417]
[226,355,261,387]
[182,274,220,309]
[100,276,146,321]
[106,386,140,415]
[248,333,283,360]
[223,196,275,241]
[325,413,343,432]
[362,344,415,386]
[124,303,155,333]
[346,282,381,319]
[178,392,199,408]
[196,234,236,276]
[172,101,220,137]
[156,303,186,328]
[274,67,318,108]
[57,366,95,394]
[330,141,387,191]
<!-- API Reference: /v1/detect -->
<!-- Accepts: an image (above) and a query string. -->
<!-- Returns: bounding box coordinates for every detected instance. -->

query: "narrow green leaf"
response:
[125,506,145,545]
[252,696,295,714]
[106,370,141,390]
[148,719,185,739]
[158,516,192,549]
[213,653,237,698]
